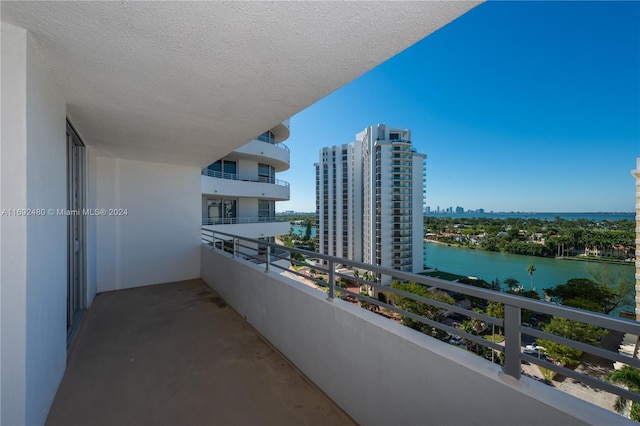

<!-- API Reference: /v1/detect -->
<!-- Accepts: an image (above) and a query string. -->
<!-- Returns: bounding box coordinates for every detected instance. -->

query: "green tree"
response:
[486,301,505,335]
[304,220,312,241]
[459,320,476,352]
[521,289,540,300]
[608,366,640,421]
[538,317,607,366]
[490,278,501,292]
[388,281,454,333]
[504,277,521,293]
[527,264,536,291]
[470,307,486,354]
[544,278,620,314]
[587,263,634,312]
[359,291,379,312]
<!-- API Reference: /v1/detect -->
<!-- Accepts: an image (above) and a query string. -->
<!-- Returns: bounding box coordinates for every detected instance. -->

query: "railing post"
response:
[233,238,238,258]
[211,231,216,248]
[265,246,270,272]
[328,260,335,300]
[503,304,521,379]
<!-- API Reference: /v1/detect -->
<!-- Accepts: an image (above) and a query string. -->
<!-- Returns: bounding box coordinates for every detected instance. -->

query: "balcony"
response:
[46,279,353,425]
[1,3,490,423]
[233,139,290,171]
[198,229,639,425]
[201,169,290,201]
[202,216,290,239]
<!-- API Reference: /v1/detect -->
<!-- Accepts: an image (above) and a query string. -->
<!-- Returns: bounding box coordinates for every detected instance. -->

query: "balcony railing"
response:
[201,228,640,410]
[255,133,290,152]
[201,168,290,187]
[202,217,288,226]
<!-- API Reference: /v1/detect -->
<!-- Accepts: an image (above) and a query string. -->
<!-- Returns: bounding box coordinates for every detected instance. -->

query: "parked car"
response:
[524,345,546,356]
[449,335,462,346]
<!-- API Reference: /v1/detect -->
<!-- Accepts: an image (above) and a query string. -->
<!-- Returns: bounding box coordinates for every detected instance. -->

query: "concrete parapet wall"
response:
[201,245,627,426]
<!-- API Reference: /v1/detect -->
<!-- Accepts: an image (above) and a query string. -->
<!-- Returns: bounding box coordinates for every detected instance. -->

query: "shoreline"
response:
[424,239,635,265]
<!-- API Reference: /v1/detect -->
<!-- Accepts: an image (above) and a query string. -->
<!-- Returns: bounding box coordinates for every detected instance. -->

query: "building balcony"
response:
[202,217,290,239]
[196,230,639,425]
[46,279,353,425]
[232,139,290,172]
[392,247,413,255]
[201,170,290,201]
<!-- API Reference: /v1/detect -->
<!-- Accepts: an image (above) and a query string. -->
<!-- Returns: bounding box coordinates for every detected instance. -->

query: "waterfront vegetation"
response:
[424,216,635,262]
[283,233,636,418]
[279,216,316,253]
[280,214,636,418]
[407,263,634,406]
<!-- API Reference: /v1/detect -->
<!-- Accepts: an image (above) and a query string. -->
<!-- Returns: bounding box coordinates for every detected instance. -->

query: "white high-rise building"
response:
[316,124,426,283]
[202,121,291,242]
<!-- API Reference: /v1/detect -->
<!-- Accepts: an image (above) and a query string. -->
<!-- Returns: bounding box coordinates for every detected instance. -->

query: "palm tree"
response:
[353,269,363,293]
[459,321,475,352]
[486,302,505,335]
[527,264,536,291]
[609,366,640,421]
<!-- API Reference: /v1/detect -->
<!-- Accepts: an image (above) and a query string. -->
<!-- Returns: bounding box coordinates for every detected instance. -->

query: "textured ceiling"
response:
[1,1,480,167]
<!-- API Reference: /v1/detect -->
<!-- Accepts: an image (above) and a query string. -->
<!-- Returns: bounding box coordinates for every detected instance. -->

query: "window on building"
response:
[258,199,275,221]
[258,163,274,183]
[223,161,237,175]
[256,131,275,144]
[208,198,237,224]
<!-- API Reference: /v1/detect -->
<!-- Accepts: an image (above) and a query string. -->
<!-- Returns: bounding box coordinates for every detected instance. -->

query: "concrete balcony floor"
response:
[46,279,354,426]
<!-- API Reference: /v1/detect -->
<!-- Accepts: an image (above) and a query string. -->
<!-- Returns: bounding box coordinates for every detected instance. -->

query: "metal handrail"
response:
[201,169,290,187]
[276,142,290,152]
[254,134,290,152]
[201,228,640,406]
[202,217,288,226]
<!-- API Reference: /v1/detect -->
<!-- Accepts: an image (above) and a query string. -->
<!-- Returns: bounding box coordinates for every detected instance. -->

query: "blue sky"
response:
[278,1,639,213]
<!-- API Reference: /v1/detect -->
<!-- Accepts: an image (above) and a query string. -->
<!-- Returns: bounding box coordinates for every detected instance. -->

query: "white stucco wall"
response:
[202,175,289,200]
[237,158,255,179]
[1,22,67,426]
[86,146,98,306]
[25,27,68,426]
[202,222,290,240]
[202,245,623,426]
[234,140,290,172]
[1,22,29,426]
[237,197,255,219]
[96,157,200,291]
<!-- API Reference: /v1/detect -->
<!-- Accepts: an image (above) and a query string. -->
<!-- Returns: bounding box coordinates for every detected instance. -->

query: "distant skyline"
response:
[277,1,639,213]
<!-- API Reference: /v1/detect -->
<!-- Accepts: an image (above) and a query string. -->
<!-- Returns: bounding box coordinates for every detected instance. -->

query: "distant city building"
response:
[455,206,464,214]
[632,158,640,320]
[316,124,426,284]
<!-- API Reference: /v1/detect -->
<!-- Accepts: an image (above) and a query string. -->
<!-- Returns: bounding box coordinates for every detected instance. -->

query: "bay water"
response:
[423,241,635,312]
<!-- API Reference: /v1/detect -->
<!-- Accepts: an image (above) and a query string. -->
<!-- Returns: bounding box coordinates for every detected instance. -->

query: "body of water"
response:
[425,212,634,222]
[423,242,635,312]
[290,225,317,238]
